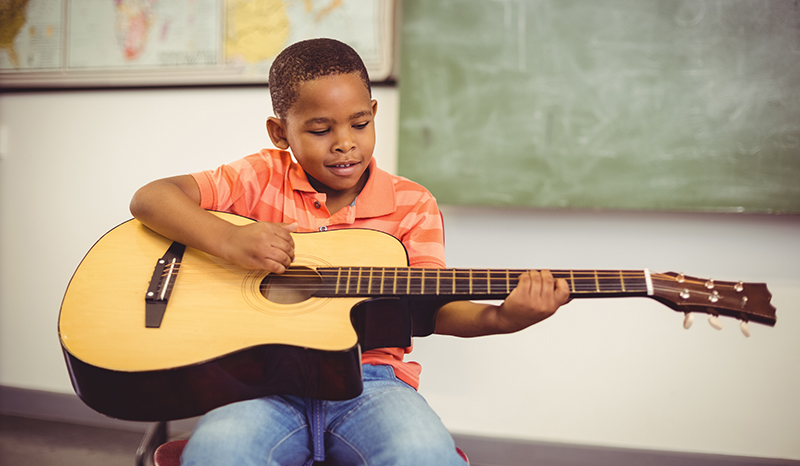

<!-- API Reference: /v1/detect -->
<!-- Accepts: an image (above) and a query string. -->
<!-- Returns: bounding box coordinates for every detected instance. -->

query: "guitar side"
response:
[58,212,409,421]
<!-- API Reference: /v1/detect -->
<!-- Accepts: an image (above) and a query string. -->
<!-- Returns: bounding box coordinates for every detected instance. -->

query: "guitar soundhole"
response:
[260,267,321,305]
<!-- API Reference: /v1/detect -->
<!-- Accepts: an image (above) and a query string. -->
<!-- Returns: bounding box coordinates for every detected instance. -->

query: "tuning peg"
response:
[683,312,693,329]
[708,315,723,330]
[740,320,751,338]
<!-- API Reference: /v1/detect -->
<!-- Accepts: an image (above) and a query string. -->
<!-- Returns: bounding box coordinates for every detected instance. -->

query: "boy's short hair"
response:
[269,38,372,119]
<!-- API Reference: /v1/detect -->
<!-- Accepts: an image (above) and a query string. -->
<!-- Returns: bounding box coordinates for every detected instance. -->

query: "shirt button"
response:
[314,201,321,209]
[319,226,328,232]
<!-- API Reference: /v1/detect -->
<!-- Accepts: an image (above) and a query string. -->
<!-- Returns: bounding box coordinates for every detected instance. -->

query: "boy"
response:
[130,38,569,466]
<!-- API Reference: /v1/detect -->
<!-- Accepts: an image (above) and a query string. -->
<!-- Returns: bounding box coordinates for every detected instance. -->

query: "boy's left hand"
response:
[495,270,571,333]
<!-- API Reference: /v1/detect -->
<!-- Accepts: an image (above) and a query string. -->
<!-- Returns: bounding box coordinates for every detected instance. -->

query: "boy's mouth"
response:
[326,161,361,176]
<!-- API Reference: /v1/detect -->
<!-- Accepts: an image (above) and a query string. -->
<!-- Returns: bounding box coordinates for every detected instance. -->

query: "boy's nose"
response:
[333,130,356,153]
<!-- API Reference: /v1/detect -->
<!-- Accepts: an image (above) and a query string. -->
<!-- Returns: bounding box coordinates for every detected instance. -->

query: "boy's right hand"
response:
[220,222,298,273]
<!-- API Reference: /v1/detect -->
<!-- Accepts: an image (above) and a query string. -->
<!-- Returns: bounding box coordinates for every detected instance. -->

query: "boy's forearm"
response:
[129,177,233,260]
[433,301,507,337]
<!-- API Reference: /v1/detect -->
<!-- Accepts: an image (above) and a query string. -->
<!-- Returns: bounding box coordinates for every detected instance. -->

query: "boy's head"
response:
[269,38,371,119]
[266,39,378,205]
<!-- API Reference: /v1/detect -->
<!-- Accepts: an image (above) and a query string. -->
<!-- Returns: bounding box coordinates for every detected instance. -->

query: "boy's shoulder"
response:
[247,148,294,167]
[365,163,439,214]
[386,171,434,197]
[233,148,306,179]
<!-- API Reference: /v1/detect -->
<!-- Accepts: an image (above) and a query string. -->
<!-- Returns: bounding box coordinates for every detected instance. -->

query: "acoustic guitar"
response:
[58,212,776,421]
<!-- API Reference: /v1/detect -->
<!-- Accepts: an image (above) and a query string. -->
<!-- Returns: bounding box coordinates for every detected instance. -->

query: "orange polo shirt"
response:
[191,149,446,389]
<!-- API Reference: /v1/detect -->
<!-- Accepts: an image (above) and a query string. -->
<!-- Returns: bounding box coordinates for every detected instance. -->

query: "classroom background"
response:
[1,0,799,464]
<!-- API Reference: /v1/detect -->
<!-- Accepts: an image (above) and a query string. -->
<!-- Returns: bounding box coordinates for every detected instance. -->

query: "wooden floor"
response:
[0,414,145,466]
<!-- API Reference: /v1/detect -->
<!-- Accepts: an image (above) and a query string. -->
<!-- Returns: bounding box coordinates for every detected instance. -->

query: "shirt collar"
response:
[288,156,396,218]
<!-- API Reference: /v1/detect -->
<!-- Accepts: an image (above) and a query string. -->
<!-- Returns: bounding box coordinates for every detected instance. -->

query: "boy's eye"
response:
[309,129,329,135]
[353,122,369,130]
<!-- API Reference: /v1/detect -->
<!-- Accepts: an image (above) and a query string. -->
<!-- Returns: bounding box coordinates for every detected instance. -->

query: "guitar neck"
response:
[313,267,652,300]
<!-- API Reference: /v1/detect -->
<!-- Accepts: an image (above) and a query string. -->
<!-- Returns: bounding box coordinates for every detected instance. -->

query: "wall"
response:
[1,86,798,461]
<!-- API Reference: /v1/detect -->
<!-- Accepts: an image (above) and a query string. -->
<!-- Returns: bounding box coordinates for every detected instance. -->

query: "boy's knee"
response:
[181,397,308,465]
[368,429,463,465]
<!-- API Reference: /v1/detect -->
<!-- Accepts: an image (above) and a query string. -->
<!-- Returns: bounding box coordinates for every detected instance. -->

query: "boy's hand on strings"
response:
[495,270,570,333]
[220,222,298,273]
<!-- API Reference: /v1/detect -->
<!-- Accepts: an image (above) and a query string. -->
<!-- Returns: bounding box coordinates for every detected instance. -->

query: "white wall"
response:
[1,87,798,461]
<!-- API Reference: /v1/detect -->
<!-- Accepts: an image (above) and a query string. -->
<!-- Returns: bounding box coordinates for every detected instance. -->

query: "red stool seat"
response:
[154,439,469,465]
[154,439,188,466]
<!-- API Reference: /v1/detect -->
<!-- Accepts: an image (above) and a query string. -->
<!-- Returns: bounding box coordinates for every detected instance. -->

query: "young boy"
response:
[130,38,569,466]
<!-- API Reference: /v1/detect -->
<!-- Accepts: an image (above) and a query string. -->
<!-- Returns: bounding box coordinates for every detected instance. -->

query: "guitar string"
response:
[156,267,743,297]
[162,263,667,278]
[156,265,733,290]
[153,258,737,290]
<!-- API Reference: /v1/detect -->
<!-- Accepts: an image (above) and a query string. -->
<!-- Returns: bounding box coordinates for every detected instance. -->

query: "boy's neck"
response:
[306,168,370,214]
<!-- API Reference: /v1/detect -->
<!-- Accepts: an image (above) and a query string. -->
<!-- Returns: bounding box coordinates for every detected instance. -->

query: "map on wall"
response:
[0,0,395,88]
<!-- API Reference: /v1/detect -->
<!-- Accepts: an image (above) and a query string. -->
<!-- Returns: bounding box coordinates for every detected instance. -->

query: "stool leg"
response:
[136,421,169,466]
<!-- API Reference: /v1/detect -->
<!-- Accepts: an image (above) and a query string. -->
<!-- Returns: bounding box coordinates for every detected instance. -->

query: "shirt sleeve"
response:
[190,151,276,217]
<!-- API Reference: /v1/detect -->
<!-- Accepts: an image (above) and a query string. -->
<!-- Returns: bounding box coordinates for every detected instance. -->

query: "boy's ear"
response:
[266,117,290,150]
[372,99,378,118]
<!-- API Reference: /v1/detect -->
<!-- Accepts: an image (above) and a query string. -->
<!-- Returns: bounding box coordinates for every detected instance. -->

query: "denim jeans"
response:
[181,364,466,465]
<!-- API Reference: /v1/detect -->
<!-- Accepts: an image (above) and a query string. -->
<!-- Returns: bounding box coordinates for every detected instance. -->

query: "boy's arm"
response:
[434,270,570,337]
[129,175,296,273]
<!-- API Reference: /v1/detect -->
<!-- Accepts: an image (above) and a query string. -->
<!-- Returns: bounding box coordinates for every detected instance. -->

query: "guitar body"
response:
[59,212,412,421]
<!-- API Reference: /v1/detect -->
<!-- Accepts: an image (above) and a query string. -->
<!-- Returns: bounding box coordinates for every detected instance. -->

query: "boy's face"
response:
[268,72,377,200]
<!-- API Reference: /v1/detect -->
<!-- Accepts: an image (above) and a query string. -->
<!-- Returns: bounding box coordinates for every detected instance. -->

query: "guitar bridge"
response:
[144,241,186,328]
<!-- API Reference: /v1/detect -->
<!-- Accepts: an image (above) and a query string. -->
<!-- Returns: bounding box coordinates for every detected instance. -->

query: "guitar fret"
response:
[570,270,575,293]
[622,270,647,293]
[469,269,473,294]
[489,270,505,294]
[420,269,425,295]
[473,270,488,294]
[436,269,441,295]
[346,267,352,294]
[598,272,622,293]
[454,269,469,296]
[370,268,382,295]
[594,270,600,292]
[394,267,406,295]
[619,270,626,292]
[335,267,342,295]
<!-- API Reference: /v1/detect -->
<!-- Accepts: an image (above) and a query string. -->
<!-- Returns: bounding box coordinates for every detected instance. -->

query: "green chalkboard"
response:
[398,0,800,213]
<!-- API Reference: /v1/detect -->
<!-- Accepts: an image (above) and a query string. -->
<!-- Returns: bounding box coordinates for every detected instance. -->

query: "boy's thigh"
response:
[181,395,312,466]
[326,382,464,465]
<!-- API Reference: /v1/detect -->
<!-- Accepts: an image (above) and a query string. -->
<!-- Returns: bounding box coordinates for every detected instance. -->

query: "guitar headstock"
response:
[650,272,776,328]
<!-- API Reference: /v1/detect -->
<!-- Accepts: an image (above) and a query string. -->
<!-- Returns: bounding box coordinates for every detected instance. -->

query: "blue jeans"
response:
[181,364,466,465]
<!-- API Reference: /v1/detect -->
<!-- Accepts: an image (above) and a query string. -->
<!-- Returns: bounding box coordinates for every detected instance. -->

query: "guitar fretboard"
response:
[313,268,652,299]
